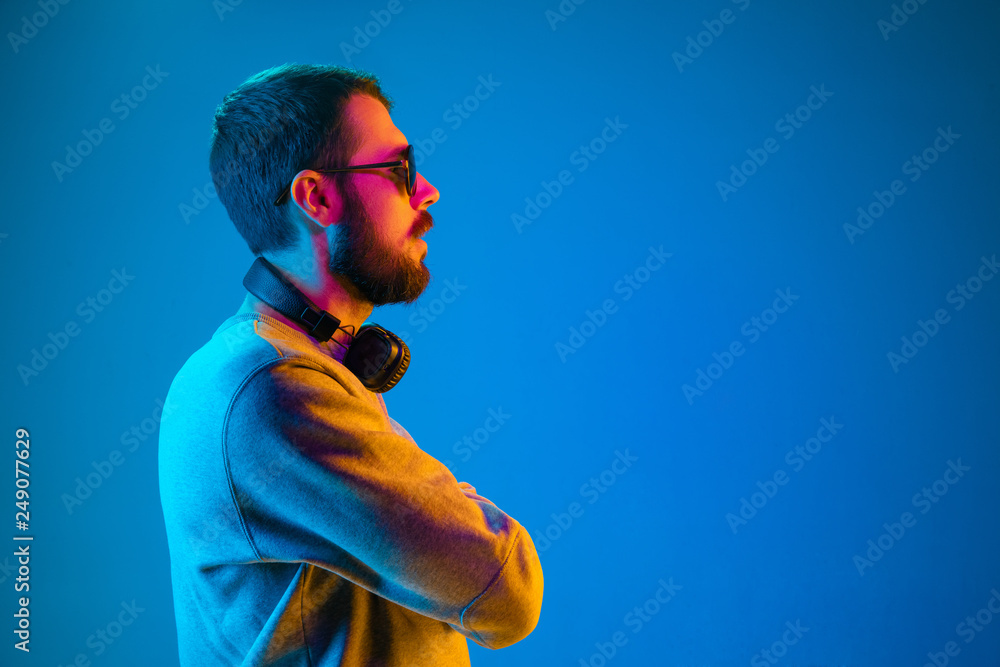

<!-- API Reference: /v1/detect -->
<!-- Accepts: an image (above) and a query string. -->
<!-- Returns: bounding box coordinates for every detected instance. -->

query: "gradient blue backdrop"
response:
[1,0,998,665]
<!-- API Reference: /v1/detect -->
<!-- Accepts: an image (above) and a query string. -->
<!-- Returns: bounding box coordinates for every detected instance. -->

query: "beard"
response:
[328,178,432,306]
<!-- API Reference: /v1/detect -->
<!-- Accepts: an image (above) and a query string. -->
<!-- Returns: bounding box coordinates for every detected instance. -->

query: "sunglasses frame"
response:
[273,144,415,206]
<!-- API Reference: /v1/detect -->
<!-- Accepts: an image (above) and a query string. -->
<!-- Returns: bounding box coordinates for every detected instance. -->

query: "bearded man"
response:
[157,64,543,667]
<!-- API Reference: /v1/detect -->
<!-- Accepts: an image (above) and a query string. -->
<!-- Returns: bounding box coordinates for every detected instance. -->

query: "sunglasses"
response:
[273,145,416,206]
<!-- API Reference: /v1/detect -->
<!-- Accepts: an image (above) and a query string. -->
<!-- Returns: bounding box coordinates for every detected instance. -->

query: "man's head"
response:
[209,64,439,306]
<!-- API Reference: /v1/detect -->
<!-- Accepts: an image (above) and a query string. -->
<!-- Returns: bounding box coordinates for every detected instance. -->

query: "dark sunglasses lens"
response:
[406,145,416,195]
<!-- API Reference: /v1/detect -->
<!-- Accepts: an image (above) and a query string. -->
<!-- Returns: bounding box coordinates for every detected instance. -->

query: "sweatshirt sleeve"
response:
[222,359,544,649]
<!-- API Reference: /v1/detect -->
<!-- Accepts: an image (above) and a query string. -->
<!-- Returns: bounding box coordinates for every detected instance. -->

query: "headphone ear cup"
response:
[343,324,410,392]
[378,341,409,393]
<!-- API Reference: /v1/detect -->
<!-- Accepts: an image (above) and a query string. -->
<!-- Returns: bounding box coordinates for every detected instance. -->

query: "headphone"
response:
[242,256,410,393]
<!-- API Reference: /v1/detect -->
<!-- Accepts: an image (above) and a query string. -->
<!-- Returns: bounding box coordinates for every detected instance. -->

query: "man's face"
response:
[327,94,439,306]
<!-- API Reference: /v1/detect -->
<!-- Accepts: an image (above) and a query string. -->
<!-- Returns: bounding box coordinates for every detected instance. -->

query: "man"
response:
[158,64,544,666]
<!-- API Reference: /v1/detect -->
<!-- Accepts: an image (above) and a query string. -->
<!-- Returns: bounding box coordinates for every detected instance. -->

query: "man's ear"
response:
[289,169,344,228]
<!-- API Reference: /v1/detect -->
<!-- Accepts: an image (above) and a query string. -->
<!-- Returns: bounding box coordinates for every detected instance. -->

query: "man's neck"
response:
[235,265,373,360]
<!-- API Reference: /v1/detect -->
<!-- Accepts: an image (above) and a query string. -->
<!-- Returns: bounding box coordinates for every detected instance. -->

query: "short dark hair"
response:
[209,63,393,255]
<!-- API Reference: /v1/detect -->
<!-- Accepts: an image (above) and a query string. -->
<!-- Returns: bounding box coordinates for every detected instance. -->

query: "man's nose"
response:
[413,172,440,208]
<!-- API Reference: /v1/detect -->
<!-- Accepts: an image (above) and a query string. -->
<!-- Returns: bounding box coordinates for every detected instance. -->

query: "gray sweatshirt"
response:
[157,308,544,665]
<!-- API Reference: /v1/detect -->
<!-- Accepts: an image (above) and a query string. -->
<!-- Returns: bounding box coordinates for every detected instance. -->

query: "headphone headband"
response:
[243,257,340,342]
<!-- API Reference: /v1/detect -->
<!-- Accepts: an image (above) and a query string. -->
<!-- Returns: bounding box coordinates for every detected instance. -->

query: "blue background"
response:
[1,0,998,665]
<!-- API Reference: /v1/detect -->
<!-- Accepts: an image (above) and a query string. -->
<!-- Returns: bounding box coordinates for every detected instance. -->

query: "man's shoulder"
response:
[163,313,359,415]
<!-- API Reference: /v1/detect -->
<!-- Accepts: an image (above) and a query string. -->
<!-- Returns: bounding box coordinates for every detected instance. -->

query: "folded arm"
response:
[223,360,543,648]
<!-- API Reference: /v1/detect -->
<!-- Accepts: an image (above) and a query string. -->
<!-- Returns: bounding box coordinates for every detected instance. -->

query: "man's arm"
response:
[222,359,543,649]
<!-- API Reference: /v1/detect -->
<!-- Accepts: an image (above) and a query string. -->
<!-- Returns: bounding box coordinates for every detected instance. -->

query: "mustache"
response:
[413,211,434,237]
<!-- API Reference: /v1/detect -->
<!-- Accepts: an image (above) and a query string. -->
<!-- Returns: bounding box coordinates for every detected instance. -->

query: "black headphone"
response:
[242,257,410,393]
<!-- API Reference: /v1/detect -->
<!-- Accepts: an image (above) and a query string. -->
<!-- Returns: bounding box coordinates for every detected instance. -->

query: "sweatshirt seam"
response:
[218,310,339,563]
[216,312,300,339]
[222,356,356,562]
[253,319,284,358]
[459,528,523,648]
[226,311,347,364]
[300,565,314,667]
[221,357,288,562]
